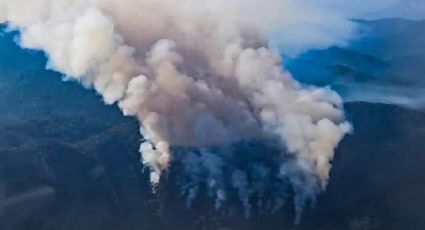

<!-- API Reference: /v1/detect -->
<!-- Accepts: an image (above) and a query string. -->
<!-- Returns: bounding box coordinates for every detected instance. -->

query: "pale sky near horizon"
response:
[322,0,425,20]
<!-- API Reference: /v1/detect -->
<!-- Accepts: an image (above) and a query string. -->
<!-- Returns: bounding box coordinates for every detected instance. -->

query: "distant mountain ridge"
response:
[287,18,425,109]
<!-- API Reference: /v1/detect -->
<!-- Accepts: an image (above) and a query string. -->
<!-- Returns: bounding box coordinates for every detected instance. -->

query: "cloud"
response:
[0,0,354,221]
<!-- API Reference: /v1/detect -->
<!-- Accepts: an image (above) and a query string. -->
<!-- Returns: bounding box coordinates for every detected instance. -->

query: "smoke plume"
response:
[0,0,353,221]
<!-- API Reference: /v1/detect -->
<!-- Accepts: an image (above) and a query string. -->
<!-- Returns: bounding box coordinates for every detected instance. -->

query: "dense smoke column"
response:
[0,0,353,222]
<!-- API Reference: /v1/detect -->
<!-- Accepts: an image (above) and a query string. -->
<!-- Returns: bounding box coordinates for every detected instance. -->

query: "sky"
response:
[310,0,425,20]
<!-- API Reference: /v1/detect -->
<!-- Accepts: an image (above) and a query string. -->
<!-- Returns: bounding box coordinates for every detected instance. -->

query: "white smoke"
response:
[0,0,353,221]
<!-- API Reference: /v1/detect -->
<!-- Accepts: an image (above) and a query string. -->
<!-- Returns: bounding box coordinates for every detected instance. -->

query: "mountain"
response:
[2,100,425,230]
[1,19,425,230]
[287,18,425,108]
